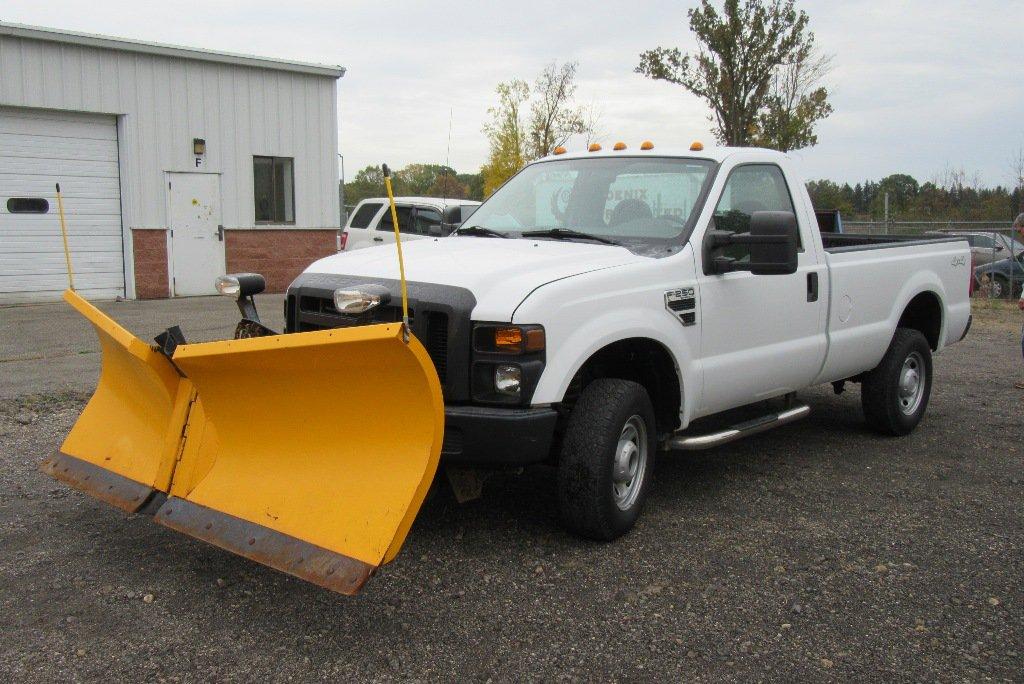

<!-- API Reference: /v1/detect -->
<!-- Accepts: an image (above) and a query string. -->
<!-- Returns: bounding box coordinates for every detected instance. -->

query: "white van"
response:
[342,197,481,251]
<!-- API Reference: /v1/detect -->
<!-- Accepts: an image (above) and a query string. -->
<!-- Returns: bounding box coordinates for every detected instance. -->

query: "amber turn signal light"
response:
[640,140,654,150]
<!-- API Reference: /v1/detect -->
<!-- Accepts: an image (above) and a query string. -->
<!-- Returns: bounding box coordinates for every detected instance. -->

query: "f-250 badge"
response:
[665,287,697,326]
[950,255,967,267]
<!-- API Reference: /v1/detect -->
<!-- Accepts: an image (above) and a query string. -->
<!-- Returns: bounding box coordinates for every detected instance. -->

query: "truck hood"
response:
[303,237,645,316]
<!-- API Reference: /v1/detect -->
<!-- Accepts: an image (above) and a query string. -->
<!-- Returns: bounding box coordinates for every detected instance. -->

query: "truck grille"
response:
[293,295,449,385]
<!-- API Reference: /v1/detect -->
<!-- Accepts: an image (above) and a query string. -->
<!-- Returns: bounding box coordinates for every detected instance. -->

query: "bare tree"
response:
[752,44,834,151]
[1010,146,1024,213]
[526,61,588,159]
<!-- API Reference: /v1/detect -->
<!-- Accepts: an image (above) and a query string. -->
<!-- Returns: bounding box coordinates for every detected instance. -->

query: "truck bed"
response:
[822,232,967,253]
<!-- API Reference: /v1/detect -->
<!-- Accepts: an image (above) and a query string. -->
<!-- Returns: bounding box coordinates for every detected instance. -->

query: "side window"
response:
[713,164,798,260]
[972,234,995,249]
[348,202,382,229]
[378,206,414,234]
[414,207,443,236]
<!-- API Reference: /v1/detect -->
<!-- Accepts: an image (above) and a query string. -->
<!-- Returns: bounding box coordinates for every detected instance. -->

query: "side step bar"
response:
[664,403,810,451]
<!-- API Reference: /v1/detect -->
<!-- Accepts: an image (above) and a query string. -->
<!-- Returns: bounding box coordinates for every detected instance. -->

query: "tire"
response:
[557,378,656,541]
[861,328,933,436]
[991,275,1009,299]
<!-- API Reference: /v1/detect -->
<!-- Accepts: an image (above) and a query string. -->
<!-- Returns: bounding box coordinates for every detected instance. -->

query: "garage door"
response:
[0,107,124,304]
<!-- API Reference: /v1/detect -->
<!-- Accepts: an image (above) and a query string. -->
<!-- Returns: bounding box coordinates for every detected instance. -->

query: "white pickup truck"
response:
[276,145,971,540]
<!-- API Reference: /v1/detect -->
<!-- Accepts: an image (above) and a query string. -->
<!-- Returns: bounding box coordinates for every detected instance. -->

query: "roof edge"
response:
[0,22,346,78]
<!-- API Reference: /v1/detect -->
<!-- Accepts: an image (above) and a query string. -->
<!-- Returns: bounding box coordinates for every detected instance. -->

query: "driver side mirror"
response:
[705,211,799,276]
[439,205,464,235]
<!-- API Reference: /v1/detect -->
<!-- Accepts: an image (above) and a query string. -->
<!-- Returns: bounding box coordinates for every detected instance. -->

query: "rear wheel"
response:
[861,328,933,436]
[557,379,656,540]
[991,274,1010,299]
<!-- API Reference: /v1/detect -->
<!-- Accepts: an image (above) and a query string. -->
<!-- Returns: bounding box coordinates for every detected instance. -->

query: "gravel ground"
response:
[0,306,1020,682]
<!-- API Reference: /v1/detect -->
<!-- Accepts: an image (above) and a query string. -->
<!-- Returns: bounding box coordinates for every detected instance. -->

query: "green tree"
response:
[396,164,458,195]
[481,61,595,196]
[343,165,386,206]
[427,174,469,199]
[636,0,818,147]
[481,80,530,197]
[872,173,920,217]
[457,173,485,201]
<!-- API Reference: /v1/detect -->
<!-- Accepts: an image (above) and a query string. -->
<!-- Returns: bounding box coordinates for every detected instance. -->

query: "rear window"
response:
[348,202,382,229]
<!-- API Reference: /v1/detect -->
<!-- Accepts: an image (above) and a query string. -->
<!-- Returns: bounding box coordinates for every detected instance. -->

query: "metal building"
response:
[0,22,344,303]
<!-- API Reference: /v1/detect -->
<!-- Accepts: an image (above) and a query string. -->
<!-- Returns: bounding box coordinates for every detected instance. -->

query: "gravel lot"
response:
[1,304,1021,682]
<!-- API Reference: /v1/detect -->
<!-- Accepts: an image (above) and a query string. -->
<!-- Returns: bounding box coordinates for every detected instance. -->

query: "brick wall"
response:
[225,229,338,293]
[131,229,170,299]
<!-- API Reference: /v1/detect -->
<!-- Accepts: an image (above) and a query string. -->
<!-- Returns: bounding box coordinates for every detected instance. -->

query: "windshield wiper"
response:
[453,225,510,239]
[521,228,623,246]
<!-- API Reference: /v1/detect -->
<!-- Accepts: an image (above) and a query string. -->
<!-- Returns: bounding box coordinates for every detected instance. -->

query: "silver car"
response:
[945,231,1024,266]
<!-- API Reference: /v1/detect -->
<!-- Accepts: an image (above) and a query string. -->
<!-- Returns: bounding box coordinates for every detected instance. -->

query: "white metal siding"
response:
[0,34,339,231]
[0,30,340,300]
[0,107,123,302]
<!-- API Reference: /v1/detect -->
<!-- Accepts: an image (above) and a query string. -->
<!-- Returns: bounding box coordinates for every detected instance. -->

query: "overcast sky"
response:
[4,1,1022,187]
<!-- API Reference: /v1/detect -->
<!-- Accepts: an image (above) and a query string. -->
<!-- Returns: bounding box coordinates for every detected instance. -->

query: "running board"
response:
[664,404,810,451]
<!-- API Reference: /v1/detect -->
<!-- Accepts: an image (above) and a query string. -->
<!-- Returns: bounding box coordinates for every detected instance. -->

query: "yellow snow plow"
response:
[42,168,444,594]
[43,291,443,594]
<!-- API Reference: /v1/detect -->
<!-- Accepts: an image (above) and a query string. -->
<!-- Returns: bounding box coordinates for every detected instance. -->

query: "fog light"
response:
[494,364,521,395]
[215,275,241,297]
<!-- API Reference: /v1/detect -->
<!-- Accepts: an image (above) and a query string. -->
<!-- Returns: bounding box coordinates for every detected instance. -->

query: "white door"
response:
[696,163,827,415]
[0,107,123,303]
[168,173,224,296]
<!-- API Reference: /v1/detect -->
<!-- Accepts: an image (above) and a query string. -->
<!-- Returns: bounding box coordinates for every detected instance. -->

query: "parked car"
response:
[974,251,1024,298]
[342,197,480,251]
[941,231,1024,266]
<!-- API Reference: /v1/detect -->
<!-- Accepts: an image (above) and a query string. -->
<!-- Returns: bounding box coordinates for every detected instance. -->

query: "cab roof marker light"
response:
[588,143,602,152]
[552,146,567,155]
[613,142,627,151]
[640,140,654,150]
[690,140,704,151]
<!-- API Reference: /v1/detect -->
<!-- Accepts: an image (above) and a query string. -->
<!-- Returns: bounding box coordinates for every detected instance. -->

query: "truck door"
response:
[695,163,827,415]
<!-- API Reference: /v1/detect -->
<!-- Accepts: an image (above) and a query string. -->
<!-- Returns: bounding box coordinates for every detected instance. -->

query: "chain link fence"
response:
[844,221,1023,300]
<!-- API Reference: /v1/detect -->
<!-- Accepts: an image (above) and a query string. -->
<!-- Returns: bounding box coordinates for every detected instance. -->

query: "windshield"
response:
[464,157,715,253]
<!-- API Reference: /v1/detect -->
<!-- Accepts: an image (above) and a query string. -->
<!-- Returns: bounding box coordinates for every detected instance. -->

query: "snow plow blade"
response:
[160,324,444,594]
[43,291,445,595]
[41,290,187,512]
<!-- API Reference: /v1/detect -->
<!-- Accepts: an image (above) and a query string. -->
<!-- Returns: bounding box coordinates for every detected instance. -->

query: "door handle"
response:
[807,272,819,302]
[373,237,384,243]
[216,225,224,241]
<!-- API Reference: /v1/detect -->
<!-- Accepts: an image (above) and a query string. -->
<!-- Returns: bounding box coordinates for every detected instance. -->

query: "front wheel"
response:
[861,328,933,436]
[557,379,656,541]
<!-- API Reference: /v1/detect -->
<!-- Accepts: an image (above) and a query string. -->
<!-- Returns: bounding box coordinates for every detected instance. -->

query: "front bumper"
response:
[441,405,558,467]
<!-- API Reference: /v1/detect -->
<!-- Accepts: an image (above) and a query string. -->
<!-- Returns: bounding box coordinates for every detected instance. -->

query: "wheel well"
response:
[897,291,942,350]
[561,338,681,434]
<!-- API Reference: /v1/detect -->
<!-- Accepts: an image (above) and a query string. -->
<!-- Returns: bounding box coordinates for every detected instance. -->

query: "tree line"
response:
[807,171,1024,222]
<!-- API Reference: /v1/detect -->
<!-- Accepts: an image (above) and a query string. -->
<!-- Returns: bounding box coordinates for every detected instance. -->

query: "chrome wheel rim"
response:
[898,351,926,415]
[612,415,648,511]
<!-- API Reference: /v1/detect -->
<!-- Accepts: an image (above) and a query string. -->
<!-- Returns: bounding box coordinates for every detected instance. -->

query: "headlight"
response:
[494,365,522,395]
[333,285,391,314]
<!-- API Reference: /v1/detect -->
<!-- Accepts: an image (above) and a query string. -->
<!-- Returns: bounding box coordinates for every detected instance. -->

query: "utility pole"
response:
[883,192,890,234]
